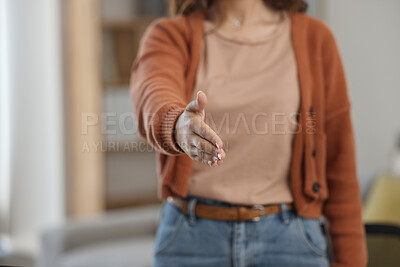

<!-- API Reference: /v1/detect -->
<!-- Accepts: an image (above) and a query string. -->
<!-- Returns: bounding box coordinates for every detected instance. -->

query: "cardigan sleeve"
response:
[130,18,188,155]
[321,25,368,267]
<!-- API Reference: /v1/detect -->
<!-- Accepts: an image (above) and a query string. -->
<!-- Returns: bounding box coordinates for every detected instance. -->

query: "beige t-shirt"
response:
[187,11,300,205]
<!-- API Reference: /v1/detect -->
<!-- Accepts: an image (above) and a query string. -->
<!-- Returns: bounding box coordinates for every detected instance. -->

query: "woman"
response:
[130,0,368,266]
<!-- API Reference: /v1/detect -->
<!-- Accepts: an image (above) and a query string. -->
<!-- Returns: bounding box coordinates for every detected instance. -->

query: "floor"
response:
[0,253,34,267]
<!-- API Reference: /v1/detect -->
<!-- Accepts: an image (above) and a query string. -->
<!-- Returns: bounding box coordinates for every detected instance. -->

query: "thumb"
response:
[186,90,207,114]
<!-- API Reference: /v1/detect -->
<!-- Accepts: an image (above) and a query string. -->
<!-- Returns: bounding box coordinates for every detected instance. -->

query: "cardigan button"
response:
[312,147,317,157]
[309,106,314,115]
[313,182,320,193]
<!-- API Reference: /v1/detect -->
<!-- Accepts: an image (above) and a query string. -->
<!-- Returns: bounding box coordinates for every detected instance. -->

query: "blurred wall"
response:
[3,0,65,255]
[0,0,11,245]
[315,0,400,195]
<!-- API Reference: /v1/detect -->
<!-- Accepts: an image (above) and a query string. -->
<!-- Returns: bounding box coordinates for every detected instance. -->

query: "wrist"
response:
[173,115,185,153]
[160,106,186,154]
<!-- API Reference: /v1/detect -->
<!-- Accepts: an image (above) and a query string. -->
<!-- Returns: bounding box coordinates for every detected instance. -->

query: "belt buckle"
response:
[251,204,265,221]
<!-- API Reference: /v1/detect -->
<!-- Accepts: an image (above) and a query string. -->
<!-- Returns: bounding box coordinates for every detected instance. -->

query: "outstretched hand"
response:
[174,91,225,166]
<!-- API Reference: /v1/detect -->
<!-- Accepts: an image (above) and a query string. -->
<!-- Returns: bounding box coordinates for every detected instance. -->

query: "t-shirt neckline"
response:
[204,11,288,45]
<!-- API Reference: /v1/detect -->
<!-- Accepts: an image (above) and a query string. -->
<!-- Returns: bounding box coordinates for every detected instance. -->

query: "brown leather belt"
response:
[167,196,294,222]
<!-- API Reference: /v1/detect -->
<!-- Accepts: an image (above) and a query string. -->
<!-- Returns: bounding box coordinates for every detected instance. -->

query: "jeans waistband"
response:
[184,194,293,209]
[182,194,294,224]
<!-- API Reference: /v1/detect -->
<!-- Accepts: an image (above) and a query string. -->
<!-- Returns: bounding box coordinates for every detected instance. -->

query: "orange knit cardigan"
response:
[130,8,367,267]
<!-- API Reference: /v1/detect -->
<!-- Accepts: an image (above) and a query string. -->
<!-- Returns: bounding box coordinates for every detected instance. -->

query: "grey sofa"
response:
[39,202,336,267]
[39,203,163,267]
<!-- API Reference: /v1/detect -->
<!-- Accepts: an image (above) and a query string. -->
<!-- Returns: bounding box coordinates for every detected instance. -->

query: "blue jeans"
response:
[153,194,330,267]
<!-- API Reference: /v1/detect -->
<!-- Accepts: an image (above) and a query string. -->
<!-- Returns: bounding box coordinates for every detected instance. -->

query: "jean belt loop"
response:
[188,198,198,225]
[280,203,289,224]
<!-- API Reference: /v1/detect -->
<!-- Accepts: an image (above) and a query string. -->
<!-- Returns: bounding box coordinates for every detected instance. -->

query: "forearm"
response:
[130,75,186,155]
[129,18,189,155]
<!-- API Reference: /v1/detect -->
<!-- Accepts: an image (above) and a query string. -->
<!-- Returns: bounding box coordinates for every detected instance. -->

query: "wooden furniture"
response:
[102,18,154,86]
[363,173,400,226]
[65,0,105,217]
[64,0,164,217]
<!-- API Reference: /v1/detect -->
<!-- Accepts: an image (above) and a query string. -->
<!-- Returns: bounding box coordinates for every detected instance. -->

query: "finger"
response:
[192,147,218,164]
[190,135,220,156]
[215,148,226,165]
[191,154,217,167]
[217,148,226,160]
[189,132,225,163]
[185,90,207,114]
[191,119,223,150]
[196,148,218,163]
